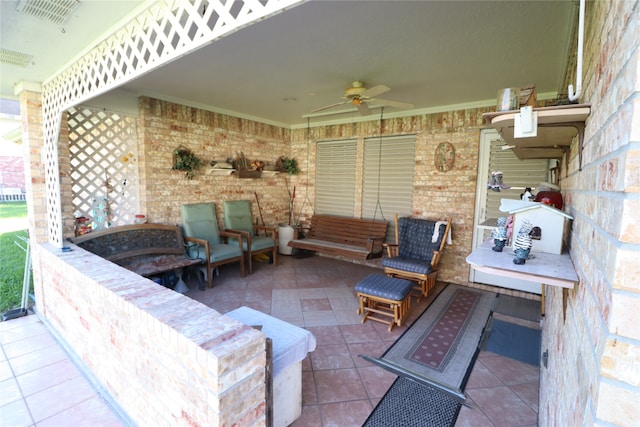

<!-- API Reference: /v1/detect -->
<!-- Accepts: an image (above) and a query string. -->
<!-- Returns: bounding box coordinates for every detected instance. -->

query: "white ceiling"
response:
[0,0,577,128]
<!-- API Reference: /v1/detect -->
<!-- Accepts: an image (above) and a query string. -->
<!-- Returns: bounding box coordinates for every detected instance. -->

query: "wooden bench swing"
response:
[287,214,388,260]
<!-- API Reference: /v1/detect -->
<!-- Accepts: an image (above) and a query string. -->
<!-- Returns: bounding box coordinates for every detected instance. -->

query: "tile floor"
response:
[0,255,539,427]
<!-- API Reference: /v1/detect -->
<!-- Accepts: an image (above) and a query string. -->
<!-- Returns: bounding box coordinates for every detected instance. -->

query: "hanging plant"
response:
[172,145,204,179]
[277,156,300,175]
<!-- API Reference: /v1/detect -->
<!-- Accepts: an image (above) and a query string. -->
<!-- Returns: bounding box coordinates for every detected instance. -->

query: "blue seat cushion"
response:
[188,243,242,262]
[355,274,413,301]
[229,235,274,252]
[396,218,445,261]
[381,257,434,275]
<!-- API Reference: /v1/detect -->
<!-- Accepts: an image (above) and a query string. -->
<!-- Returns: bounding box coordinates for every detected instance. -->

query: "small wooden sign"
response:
[434,142,455,172]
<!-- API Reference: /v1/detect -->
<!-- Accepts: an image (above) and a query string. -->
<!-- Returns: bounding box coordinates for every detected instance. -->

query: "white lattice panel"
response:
[40,0,304,245]
[68,107,139,230]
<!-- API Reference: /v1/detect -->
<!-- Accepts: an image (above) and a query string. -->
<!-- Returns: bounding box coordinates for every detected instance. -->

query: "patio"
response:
[1,255,539,427]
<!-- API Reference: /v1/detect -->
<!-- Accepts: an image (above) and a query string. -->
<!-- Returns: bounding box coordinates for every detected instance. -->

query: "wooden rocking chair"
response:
[381,214,452,299]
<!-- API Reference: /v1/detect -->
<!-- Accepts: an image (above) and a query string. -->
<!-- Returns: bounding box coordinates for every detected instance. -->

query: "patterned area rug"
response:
[367,284,496,398]
[362,377,461,427]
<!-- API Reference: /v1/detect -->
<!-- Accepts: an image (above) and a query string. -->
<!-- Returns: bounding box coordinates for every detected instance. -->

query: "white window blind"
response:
[315,140,357,216]
[363,135,416,223]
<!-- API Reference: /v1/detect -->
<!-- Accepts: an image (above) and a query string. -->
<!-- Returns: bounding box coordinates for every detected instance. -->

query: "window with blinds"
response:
[315,140,357,216]
[363,135,416,223]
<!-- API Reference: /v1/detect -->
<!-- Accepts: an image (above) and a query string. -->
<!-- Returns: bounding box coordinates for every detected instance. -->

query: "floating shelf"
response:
[483,104,591,169]
[208,168,235,175]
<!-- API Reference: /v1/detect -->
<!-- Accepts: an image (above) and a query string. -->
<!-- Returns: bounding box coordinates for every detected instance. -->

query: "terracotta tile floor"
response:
[0,255,539,427]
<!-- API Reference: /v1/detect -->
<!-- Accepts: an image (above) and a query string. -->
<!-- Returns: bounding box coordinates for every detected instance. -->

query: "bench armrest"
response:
[365,236,386,254]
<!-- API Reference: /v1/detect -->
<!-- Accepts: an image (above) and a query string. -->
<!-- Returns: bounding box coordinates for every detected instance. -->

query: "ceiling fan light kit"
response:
[308,80,414,118]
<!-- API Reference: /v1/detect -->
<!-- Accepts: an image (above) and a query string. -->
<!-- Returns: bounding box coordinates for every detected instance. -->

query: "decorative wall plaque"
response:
[434,142,455,172]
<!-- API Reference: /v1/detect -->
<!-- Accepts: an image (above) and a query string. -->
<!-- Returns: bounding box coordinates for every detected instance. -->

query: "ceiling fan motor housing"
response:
[345,81,368,103]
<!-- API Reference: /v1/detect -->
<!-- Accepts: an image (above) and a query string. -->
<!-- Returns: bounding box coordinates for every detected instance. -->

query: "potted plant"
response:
[172,145,204,179]
[277,156,300,175]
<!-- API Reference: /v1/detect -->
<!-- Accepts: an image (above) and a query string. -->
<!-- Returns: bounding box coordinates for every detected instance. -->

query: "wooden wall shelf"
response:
[483,104,591,170]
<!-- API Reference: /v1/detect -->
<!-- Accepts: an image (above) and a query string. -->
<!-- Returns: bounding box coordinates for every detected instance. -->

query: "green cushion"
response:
[223,200,254,234]
[181,203,221,245]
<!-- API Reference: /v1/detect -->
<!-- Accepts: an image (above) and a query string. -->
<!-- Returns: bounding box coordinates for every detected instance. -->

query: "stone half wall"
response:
[34,242,266,427]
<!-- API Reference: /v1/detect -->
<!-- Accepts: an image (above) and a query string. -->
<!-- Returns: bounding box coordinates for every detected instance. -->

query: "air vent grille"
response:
[0,48,33,67]
[16,0,79,25]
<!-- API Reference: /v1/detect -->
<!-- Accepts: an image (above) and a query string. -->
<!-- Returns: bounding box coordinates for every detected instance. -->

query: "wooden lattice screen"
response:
[39,0,304,246]
[68,107,139,230]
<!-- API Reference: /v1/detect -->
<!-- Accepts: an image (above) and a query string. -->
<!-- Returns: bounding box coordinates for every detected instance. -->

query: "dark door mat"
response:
[484,318,541,366]
[363,376,461,427]
[494,294,540,322]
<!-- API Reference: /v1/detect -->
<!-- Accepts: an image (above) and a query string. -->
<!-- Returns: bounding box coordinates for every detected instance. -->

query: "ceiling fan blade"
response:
[310,100,350,113]
[372,98,415,110]
[357,103,371,116]
[363,84,390,98]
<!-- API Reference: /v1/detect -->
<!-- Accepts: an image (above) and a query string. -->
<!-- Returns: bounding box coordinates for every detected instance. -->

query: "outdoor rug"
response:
[484,318,541,366]
[493,294,540,322]
[362,376,461,427]
[363,284,496,399]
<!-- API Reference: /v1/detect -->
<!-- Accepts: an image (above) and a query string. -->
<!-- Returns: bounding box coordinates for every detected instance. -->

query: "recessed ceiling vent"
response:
[16,0,80,25]
[0,48,33,67]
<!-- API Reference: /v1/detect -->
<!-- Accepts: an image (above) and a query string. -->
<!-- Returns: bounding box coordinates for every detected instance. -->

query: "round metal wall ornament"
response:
[434,142,455,172]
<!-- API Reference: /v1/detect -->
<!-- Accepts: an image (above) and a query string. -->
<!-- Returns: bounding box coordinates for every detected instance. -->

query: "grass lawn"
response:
[0,201,30,314]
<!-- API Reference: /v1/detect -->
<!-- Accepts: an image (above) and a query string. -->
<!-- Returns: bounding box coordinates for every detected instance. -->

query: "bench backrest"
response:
[308,214,388,245]
[70,223,185,262]
[396,217,449,262]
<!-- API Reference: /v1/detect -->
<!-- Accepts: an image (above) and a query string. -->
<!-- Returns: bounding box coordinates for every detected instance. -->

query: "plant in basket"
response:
[276,156,300,175]
[172,145,204,179]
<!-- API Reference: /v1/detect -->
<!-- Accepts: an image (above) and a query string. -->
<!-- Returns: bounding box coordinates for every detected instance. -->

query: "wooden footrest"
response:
[355,274,413,331]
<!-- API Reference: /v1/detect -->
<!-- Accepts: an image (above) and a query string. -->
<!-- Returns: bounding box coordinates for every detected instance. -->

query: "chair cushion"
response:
[381,256,434,275]
[244,235,274,251]
[224,200,254,234]
[210,244,243,262]
[397,218,446,261]
[181,203,221,245]
[355,274,413,301]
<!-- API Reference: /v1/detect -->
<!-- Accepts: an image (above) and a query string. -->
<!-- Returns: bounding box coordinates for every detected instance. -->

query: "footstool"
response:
[355,274,413,331]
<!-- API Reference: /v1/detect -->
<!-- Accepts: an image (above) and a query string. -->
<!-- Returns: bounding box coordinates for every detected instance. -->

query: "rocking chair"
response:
[381,214,452,299]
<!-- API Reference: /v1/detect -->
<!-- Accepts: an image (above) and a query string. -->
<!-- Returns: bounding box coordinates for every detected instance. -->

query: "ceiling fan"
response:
[309,81,414,116]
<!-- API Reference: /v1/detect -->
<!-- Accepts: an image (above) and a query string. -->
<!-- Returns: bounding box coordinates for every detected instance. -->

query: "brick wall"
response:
[137,97,292,229]
[538,1,640,425]
[137,95,491,286]
[34,242,266,426]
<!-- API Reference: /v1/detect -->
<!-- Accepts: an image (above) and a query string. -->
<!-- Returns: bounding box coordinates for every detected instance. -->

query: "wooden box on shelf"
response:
[237,169,262,179]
